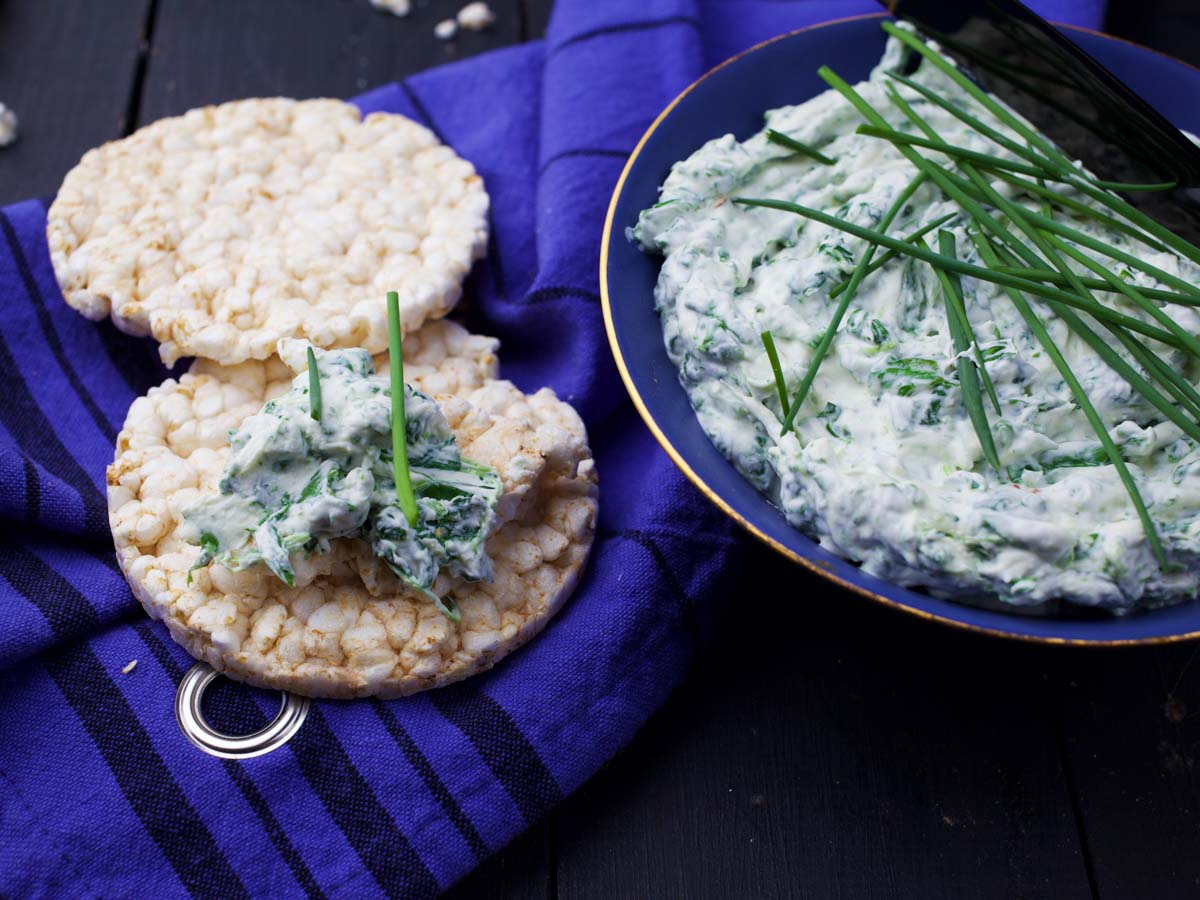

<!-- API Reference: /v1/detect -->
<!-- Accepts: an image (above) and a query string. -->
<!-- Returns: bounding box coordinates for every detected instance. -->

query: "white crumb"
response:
[122,659,138,674]
[0,104,17,148]
[434,18,458,40]
[457,2,495,31]
[368,0,411,16]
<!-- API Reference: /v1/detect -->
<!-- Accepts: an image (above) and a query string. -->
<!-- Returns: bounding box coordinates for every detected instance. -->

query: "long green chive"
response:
[306,346,322,421]
[766,129,835,165]
[855,125,1051,179]
[930,234,1002,472]
[760,331,790,419]
[991,266,1200,306]
[828,212,956,299]
[882,21,1200,262]
[778,172,927,434]
[733,197,1189,352]
[882,70,1069,176]
[936,230,1002,415]
[386,291,419,527]
[969,229,1166,565]
[1042,231,1200,360]
[984,168,1168,252]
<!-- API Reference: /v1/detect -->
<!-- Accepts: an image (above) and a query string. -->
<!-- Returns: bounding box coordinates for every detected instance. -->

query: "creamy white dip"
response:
[633,39,1200,614]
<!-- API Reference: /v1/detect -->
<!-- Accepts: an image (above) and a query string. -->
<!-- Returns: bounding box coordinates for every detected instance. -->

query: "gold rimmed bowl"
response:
[601,13,1200,644]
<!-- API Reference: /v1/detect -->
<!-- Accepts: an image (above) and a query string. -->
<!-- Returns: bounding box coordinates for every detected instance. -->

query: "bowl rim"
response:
[599,11,1200,647]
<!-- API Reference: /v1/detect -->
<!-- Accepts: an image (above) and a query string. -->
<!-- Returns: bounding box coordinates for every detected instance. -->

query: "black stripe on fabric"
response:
[525,285,601,305]
[0,542,100,641]
[552,15,702,53]
[368,698,489,861]
[0,314,107,534]
[131,621,327,900]
[0,211,118,444]
[399,80,448,145]
[42,646,250,900]
[538,147,629,177]
[22,456,40,524]
[92,319,168,398]
[429,691,562,825]
[0,551,248,899]
[612,529,691,610]
[287,707,441,900]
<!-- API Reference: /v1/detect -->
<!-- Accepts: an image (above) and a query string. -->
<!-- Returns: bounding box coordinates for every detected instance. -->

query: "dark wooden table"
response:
[7,2,1200,897]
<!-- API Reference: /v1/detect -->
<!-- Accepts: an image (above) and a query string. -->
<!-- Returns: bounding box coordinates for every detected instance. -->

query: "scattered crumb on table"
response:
[122,659,138,674]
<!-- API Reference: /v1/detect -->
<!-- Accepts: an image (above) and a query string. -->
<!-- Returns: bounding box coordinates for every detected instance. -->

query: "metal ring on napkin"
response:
[175,662,309,759]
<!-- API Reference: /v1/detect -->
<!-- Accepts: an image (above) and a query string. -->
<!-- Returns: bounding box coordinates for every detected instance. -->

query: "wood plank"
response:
[521,0,554,40]
[445,823,554,899]
[1055,646,1200,899]
[139,0,523,122]
[0,0,151,204]
[554,549,1091,899]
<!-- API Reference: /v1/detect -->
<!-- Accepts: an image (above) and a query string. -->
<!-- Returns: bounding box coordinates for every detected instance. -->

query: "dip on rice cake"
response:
[107,320,598,698]
[48,97,488,366]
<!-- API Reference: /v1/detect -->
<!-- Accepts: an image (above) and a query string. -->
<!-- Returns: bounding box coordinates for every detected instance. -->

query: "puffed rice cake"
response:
[107,319,598,698]
[48,97,488,366]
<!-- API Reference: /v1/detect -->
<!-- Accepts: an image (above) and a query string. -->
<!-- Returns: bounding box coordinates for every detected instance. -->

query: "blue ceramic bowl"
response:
[601,13,1200,645]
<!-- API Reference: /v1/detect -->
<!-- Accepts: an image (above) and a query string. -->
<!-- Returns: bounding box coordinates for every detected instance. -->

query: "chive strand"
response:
[855,125,1051,179]
[386,290,419,527]
[306,345,322,421]
[766,129,836,165]
[761,331,790,419]
[968,230,1166,566]
[828,212,956,299]
[734,197,1188,352]
[990,266,1200,306]
[778,172,927,434]
[931,234,1003,471]
[936,230,1003,415]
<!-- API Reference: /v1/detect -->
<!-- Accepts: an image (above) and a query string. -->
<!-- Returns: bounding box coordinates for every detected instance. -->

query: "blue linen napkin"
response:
[0,0,1106,895]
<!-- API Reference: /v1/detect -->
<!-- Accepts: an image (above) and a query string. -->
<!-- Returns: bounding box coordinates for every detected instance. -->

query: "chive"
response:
[936,230,1002,415]
[733,197,1189,352]
[1042,231,1200,360]
[778,172,927,434]
[386,290,419,527]
[433,592,462,624]
[874,84,1200,332]
[983,168,1168,253]
[991,267,1199,306]
[828,212,957,299]
[968,229,1167,566]
[760,331,790,419]
[931,232,1002,472]
[766,129,835,165]
[882,71,1069,176]
[306,346,322,421]
[881,21,1200,265]
[855,125,1051,179]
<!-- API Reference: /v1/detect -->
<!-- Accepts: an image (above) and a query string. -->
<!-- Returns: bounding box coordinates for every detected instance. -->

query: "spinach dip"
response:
[182,344,501,615]
[632,38,1200,615]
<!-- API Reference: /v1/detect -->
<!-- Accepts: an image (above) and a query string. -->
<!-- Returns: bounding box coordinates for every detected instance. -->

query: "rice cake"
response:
[106,320,598,698]
[48,98,488,366]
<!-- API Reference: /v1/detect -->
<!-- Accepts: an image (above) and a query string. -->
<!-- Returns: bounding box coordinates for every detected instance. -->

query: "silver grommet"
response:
[175,662,309,759]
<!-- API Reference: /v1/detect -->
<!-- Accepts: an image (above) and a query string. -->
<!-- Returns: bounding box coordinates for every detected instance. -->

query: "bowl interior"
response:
[603,15,1200,644]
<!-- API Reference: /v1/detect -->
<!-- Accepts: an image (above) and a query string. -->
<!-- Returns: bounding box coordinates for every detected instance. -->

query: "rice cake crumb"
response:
[369,0,412,16]
[457,3,495,31]
[434,19,458,40]
[0,103,17,147]
[122,660,138,674]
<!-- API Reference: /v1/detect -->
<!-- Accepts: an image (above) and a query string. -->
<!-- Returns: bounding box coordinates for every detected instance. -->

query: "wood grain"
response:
[0,0,152,204]
[138,0,523,122]
[553,550,1091,900]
